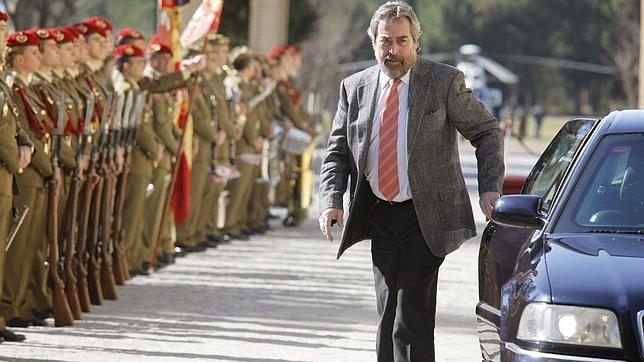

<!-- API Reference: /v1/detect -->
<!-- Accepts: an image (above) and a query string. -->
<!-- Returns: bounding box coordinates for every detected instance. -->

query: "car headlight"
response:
[517,303,622,349]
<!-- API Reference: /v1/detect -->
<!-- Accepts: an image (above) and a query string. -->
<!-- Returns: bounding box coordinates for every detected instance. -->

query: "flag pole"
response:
[149,21,215,270]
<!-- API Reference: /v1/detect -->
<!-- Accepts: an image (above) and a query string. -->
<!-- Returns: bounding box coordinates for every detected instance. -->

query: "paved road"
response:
[0,141,539,362]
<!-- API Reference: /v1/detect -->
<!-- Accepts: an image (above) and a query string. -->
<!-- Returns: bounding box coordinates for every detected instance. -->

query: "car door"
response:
[477,118,596,362]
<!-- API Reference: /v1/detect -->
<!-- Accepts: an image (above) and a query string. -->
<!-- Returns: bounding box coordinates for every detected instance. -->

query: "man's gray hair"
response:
[367,1,423,45]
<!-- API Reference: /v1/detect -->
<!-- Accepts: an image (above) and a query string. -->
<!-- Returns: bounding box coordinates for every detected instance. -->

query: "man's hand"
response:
[319,208,344,241]
[18,145,32,169]
[234,126,242,141]
[180,55,206,74]
[156,144,165,162]
[479,191,501,220]
[215,130,227,146]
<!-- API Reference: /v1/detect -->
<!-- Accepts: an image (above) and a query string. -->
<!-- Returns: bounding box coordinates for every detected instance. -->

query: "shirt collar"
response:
[378,69,410,91]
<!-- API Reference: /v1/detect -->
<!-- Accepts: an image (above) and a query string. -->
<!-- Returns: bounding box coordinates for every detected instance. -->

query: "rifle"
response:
[48,93,74,327]
[75,92,95,312]
[99,94,119,301]
[59,92,83,320]
[150,77,199,269]
[111,91,134,282]
[86,93,113,306]
[109,93,128,285]
[5,205,29,252]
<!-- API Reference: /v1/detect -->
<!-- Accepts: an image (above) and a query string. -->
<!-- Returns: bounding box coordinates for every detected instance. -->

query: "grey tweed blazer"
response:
[319,57,504,259]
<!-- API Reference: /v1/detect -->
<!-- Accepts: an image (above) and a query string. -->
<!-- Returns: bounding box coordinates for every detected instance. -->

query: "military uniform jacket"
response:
[191,76,219,166]
[9,74,54,187]
[145,68,180,172]
[0,79,32,196]
[115,77,158,178]
[235,80,261,156]
[32,72,77,172]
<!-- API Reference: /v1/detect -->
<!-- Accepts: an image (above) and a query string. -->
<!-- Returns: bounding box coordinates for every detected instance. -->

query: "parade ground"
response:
[0,140,539,362]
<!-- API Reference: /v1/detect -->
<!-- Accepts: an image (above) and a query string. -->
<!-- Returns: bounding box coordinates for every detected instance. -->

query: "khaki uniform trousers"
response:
[224,160,259,235]
[196,177,226,242]
[0,194,12,329]
[123,173,153,271]
[0,184,45,321]
[24,176,70,317]
[141,162,172,260]
[247,177,270,230]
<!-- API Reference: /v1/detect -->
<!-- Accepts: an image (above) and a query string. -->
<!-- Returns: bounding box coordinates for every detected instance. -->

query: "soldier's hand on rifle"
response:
[116,146,125,174]
[79,155,90,181]
[55,167,63,184]
[18,145,32,169]
[234,126,242,141]
[215,130,227,146]
[156,144,165,162]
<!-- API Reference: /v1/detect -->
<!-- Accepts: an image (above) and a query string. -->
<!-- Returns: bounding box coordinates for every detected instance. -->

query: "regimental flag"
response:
[180,0,224,48]
[158,0,193,225]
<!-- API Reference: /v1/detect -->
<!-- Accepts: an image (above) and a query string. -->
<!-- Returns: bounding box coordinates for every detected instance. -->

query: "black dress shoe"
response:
[283,215,298,227]
[225,233,249,241]
[174,246,187,257]
[6,318,31,328]
[30,317,48,327]
[207,235,222,243]
[34,309,53,320]
[1,329,25,342]
[137,265,150,276]
[188,242,207,252]
[206,239,219,248]
[253,226,267,235]
[129,269,140,277]
[267,212,279,220]
[241,228,253,236]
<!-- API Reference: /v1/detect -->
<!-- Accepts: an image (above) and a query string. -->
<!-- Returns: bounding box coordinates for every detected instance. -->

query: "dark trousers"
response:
[369,197,444,362]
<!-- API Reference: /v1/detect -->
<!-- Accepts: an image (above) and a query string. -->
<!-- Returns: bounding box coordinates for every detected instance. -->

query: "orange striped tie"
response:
[378,78,401,201]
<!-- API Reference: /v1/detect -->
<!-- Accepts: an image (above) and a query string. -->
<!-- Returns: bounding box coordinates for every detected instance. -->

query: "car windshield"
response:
[558,134,644,232]
[522,120,594,213]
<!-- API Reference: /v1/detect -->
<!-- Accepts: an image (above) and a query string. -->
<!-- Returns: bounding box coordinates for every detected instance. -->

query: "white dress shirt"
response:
[365,70,412,202]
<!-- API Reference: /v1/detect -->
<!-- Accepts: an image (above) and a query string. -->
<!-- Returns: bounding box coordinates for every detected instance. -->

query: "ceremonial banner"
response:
[180,0,224,47]
[158,0,194,224]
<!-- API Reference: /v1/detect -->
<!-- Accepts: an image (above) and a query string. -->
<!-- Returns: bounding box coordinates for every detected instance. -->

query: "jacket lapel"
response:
[407,60,431,156]
[356,66,379,171]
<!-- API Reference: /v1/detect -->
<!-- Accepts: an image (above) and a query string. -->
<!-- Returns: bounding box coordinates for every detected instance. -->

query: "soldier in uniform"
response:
[115,41,203,274]
[175,45,223,251]
[113,44,161,275]
[1,30,54,328]
[222,52,264,240]
[23,27,78,323]
[140,36,181,267]
[194,34,237,248]
[273,45,313,227]
[0,11,32,342]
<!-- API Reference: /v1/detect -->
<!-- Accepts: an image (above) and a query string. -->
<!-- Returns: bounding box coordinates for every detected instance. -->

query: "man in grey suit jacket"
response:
[318,2,504,361]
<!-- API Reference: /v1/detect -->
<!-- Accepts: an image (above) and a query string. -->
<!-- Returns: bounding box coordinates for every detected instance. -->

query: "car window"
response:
[558,135,644,231]
[521,119,595,213]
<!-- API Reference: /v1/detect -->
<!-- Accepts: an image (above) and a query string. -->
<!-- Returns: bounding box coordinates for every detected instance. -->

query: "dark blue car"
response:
[477,111,644,361]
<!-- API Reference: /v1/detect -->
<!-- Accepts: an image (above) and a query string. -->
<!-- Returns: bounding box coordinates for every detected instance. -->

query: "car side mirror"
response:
[492,195,546,229]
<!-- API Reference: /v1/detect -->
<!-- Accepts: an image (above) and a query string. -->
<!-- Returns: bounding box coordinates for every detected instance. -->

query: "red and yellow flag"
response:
[180,0,224,48]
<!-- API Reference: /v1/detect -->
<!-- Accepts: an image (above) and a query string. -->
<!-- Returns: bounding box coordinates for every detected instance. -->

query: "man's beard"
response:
[377,53,416,79]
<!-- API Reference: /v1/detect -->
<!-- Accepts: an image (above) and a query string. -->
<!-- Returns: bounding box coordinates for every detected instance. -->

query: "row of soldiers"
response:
[0,12,315,342]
